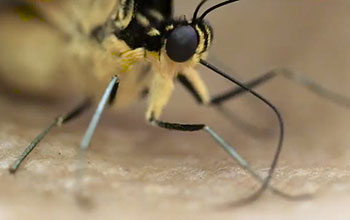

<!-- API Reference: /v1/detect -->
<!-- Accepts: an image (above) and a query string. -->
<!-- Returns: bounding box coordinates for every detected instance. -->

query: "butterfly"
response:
[1,0,349,205]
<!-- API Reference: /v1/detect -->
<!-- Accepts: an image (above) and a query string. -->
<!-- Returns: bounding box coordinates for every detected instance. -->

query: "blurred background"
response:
[0,0,349,219]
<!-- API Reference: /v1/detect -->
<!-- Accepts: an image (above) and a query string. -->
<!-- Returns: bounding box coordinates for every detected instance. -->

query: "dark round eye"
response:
[165,26,198,63]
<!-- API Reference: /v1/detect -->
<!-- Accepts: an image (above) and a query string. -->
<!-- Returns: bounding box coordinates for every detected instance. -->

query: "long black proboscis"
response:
[200,59,284,202]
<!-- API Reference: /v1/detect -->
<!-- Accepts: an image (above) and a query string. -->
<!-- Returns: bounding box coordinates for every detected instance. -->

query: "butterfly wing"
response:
[0,0,120,99]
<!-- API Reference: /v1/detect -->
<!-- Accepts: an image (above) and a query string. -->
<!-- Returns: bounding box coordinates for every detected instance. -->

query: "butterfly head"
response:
[165,19,212,63]
[164,0,238,64]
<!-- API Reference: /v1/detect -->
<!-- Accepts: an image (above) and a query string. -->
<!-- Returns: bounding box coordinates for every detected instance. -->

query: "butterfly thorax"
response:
[95,0,214,120]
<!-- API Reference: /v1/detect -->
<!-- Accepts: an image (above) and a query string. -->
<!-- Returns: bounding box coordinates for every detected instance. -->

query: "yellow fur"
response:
[146,71,174,120]
[165,24,174,31]
[147,28,161,36]
[136,13,150,27]
[181,68,210,105]
[195,25,205,54]
[115,0,134,29]
[148,9,164,21]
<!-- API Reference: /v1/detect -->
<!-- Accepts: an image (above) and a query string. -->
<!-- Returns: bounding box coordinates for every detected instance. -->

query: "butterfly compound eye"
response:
[166,26,198,62]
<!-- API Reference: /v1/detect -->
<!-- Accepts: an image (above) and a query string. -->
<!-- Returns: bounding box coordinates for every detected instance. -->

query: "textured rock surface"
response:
[0,0,349,219]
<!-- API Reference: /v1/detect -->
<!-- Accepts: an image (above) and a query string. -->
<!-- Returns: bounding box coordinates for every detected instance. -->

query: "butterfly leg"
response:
[179,67,350,137]
[177,72,273,138]
[174,69,311,204]
[209,68,350,108]
[147,117,310,205]
[9,99,92,173]
[75,76,119,186]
